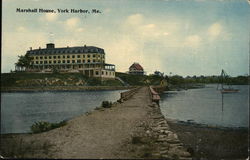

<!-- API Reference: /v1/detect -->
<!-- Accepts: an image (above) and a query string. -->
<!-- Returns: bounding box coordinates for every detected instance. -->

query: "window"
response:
[72,55,75,58]
[67,55,70,58]
[49,61,52,64]
[83,55,85,58]
[72,60,75,63]
[40,61,43,64]
[45,56,47,59]
[83,60,85,63]
[53,60,56,63]
[58,55,60,59]
[102,71,104,75]
[87,59,90,63]
[77,55,81,58]
[49,56,52,59]
[36,57,39,59]
[67,60,70,63]
[93,54,96,58]
[40,56,43,59]
[87,54,90,58]
[36,61,38,64]
[95,71,99,75]
[53,56,56,59]
[62,60,65,63]
[77,60,81,63]
[63,55,65,58]
[79,65,82,68]
[44,61,47,64]
[93,59,96,63]
[58,60,61,63]
[106,71,108,75]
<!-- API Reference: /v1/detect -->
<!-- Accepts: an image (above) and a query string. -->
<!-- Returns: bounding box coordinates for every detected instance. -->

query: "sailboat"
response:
[217,69,239,93]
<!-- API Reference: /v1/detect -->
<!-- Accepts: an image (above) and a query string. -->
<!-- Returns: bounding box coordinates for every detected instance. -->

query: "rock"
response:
[151,153,161,157]
[164,130,171,135]
[159,134,167,139]
[166,138,180,144]
[161,154,171,159]
[157,137,168,142]
[159,146,169,151]
[161,142,170,147]
[170,143,183,147]
[152,115,164,119]
[159,150,168,154]
[160,130,165,133]
[146,130,150,134]
[153,126,168,132]
[168,132,178,140]
[157,120,167,125]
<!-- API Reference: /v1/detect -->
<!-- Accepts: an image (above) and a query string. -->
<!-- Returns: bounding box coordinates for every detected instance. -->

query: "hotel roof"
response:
[27,45,105,55]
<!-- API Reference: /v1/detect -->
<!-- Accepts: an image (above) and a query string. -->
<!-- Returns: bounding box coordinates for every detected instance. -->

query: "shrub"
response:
[30,120,67,133]
[102,101,112,108]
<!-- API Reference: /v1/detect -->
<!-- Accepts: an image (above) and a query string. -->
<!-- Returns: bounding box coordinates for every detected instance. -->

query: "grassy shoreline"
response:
[1,86,135,92]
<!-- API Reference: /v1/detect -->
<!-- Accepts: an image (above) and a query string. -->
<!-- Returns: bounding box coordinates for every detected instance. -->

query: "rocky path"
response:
[1,86,191,159]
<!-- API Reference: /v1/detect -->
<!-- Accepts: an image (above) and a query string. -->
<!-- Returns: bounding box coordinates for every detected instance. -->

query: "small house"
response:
[129,62,144,75]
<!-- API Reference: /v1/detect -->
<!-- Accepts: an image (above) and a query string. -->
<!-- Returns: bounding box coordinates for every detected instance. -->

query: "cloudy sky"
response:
[2,0,249,76]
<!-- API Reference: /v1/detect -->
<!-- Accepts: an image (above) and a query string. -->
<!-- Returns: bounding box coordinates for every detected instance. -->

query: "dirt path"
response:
[1,87,153,158]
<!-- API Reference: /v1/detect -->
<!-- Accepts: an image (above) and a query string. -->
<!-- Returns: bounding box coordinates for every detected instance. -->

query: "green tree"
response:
[15,54,32,71]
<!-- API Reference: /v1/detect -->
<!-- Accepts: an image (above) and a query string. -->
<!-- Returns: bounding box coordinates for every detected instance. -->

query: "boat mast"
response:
[221,69,224,89]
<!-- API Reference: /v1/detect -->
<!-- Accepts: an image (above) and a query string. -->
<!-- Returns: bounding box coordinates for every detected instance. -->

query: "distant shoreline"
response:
[1,86,135,92]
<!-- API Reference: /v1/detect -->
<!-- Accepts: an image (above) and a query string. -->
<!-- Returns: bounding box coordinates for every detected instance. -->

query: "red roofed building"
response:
[129,62,144,75]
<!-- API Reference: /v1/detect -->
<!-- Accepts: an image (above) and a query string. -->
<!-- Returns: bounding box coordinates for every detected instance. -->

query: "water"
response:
[160,84,249,128]
[1,90,125,134]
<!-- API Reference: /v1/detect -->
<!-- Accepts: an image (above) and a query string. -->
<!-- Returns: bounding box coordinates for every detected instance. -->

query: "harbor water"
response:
[1,90,124,134]
[160,84,249,128]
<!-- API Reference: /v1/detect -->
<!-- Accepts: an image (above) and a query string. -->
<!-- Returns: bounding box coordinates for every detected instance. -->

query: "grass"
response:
[116,72,163,86]
[1,72,124,87]
[30,120,67,133]
[0,136,54,158]
[1,72,165,88]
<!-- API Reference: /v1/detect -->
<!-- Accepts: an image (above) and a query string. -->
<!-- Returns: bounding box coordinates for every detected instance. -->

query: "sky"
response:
[2,0,250,76]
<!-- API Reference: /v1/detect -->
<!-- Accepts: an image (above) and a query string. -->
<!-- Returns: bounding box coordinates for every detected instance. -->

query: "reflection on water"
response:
[160,84,249,128]
[1,90,124,134]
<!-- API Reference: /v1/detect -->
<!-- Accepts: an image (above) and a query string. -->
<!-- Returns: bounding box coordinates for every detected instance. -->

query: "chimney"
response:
[46,43,55,49]
[30,47,32,50]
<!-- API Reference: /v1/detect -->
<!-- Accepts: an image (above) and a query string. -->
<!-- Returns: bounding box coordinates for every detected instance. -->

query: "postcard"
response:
[1,0,249,159]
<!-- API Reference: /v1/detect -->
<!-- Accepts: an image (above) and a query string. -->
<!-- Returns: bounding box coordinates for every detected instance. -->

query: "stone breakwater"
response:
[146,102,191,159]
[126,87,191,159]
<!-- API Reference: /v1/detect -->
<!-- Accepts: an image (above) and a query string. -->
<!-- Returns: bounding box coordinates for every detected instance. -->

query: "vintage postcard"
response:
[1,0,249,159]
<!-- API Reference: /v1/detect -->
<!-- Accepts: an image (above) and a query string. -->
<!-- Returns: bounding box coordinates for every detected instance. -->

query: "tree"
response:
[15,54,32,71]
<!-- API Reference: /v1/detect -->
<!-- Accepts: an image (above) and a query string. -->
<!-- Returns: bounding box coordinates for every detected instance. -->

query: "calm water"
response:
[1,90,124,134]
[160,84,249,128]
